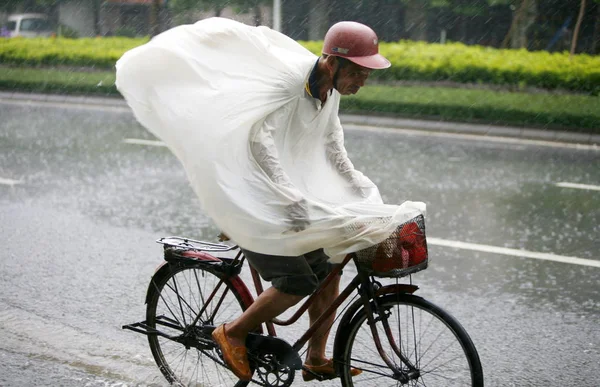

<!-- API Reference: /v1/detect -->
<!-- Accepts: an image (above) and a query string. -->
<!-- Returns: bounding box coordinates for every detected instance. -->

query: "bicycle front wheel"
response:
[339,294,483,386]
[146,264,251,387]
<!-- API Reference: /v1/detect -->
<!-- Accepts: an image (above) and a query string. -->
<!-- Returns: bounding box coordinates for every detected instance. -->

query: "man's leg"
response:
[305,272,341,365]
[302,271,362,381]
[212,286,304,380]
[225,286,304,347]
[212,249,317,380]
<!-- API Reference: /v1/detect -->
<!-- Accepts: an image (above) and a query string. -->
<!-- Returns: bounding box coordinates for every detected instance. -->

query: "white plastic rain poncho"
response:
[116,17,425,262]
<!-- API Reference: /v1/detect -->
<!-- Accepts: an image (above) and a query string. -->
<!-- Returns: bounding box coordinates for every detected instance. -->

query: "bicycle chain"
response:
[198,345,293,387]
[253,353,294,387]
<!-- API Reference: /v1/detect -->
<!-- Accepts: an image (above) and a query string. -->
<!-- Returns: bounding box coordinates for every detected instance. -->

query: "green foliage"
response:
[301,40,600,95]
[0,36,148,68]
[1,36,598,95]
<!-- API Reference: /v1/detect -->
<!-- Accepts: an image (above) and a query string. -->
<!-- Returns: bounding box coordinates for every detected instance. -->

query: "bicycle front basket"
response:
[354,215,428,278]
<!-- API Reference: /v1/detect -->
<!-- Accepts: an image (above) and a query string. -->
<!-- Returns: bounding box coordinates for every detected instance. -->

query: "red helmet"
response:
[323,21,390,70]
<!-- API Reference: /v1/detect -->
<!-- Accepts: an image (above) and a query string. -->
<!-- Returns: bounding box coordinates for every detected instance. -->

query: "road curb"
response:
[339,114,600,145]
[2,91,598,145]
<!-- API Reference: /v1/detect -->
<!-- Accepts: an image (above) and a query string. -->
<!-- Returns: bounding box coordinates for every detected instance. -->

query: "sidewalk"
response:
[2,91,598,145]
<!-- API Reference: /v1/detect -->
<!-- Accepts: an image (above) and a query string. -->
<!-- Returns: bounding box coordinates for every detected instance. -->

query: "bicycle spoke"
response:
[166,275,199,325]
[349,357,392,371]
[419,352,470,376]
[181,269,199,320]
[419,336,465,371]
[193,269,205,313]
[153,279,184,329]
[411,303,418,368]
[162,274,197,326]
[169,274,188,327]
[414,318,451,365]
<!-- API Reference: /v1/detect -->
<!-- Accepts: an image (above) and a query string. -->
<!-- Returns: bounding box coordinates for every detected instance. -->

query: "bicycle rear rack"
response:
[157,236,238,253]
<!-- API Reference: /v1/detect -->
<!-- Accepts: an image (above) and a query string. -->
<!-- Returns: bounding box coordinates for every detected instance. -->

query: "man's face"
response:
[334,61,372,95]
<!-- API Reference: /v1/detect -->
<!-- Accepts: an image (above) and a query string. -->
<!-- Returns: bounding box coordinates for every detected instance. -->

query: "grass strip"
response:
[342,86,600,132]
[1,67,598,132]
[0,67,117,96]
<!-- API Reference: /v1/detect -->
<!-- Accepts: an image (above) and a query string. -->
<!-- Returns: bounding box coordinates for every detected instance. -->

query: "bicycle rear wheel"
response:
[339,294,483,386]
[146,263,251,386]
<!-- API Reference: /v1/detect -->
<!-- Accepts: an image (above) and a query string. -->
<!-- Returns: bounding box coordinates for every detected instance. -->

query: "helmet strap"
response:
[332,57,349,91]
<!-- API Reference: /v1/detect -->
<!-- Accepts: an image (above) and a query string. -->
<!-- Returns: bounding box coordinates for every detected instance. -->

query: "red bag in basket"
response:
[372,221,427,273]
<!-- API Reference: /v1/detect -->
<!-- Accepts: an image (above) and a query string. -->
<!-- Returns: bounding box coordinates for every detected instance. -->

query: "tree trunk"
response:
[459,14,468,43]
[48,1,60,29]
[254,5,262,26]
[592,3,600,54]
[502,0,538,49]
[570,0,586,56]
[308,0,329,41]
[93,0,101,36]
[404,0,428,41]
[150,0,161,37]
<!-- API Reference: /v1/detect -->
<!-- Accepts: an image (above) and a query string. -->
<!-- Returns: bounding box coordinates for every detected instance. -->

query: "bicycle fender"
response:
[145,263,168,305]
[376,283,419,297]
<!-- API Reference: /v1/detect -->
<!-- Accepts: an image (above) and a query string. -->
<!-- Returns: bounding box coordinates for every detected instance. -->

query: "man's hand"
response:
[285,198,310,232]
[352,185,369,198]
[351,176,375,198]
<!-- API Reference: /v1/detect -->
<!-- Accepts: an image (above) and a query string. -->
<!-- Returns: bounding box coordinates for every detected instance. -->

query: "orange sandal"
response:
[211,324,252,381]
[302,358,362,382]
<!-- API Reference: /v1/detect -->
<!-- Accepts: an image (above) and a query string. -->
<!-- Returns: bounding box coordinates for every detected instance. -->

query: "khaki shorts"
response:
[241,248,338,296]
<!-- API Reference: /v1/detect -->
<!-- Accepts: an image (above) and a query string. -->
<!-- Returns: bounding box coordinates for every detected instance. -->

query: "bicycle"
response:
[124,215,484,386]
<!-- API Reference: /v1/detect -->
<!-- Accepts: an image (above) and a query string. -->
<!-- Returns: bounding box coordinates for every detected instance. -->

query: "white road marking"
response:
[123,138,166,147]
[344,124,600,152]
[0,177,22,186]
[555,182,600,191]
[428,237,600,268]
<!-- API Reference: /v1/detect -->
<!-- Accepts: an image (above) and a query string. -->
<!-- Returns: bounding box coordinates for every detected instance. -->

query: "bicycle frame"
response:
[227,246,422,378]
[124,236,423,381]
[246,252,421,378]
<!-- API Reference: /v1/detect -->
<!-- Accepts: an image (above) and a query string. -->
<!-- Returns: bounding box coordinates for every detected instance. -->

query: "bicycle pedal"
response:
[301,369,337,382]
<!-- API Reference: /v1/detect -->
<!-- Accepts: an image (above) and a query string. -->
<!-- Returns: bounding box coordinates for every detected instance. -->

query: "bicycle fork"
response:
[357,272,420,383]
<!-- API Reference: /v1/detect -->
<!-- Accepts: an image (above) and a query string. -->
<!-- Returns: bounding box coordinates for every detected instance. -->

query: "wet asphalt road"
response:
[0,100,599,386]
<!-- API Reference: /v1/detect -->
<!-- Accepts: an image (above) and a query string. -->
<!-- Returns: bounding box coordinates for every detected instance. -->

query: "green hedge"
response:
[0,37,148,68]
[304,41,600,95]
[1,37,599,94]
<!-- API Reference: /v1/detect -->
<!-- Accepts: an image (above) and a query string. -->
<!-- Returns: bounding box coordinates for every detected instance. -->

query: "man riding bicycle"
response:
[210,21,392,382]
[117,17,425,383]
